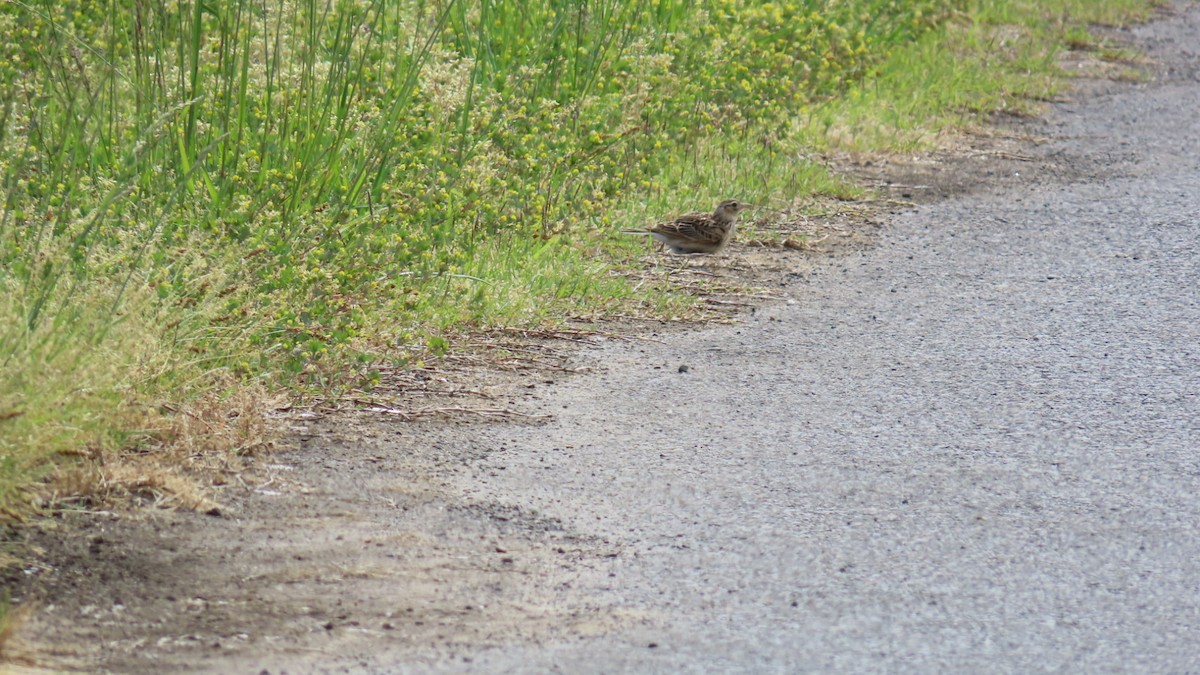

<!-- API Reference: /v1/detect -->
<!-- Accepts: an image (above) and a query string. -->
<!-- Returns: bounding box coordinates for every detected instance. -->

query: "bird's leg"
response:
[669,255,693,274]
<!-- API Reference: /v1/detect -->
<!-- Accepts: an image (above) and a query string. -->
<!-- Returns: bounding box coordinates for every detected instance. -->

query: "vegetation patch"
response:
[0,0,1161,522]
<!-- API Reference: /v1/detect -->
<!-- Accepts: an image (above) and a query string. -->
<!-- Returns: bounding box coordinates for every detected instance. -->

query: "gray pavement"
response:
[443,5,1200,672]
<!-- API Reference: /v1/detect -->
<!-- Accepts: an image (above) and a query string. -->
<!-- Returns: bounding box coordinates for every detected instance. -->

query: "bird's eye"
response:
[730,201,739,208]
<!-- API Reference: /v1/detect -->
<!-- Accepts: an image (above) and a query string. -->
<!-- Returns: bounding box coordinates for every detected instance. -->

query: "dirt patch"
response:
[6,408,644,671]
[1,17,1175,672]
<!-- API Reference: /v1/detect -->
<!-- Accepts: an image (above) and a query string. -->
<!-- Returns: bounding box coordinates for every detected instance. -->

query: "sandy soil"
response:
[4,3,1198,672]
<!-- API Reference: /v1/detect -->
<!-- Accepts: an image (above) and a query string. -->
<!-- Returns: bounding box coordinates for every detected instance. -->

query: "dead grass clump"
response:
[156,382,279,461]
[35,382,280,516]
[0,596,35,668]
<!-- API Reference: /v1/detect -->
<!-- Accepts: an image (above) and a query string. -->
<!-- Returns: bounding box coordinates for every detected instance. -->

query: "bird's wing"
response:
[653,213,726,244]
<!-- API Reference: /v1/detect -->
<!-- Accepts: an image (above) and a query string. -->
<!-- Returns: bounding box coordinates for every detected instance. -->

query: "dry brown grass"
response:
[34,381,281,516]
[0,598,36,668]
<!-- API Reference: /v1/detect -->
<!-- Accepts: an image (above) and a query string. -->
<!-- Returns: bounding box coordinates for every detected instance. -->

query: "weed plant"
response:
[0,0,1159,516]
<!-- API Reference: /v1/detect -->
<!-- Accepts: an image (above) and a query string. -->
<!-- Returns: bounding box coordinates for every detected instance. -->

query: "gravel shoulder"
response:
[6,3,1200,672]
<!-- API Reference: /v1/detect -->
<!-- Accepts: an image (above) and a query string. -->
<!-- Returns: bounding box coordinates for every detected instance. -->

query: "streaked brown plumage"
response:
[626,199,751,254]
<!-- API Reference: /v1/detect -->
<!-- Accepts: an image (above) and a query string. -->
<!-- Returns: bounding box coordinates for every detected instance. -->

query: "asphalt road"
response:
[441,6,1200,672]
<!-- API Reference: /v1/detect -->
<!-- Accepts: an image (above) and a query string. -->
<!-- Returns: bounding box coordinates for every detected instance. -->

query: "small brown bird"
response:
[626,199,751,255]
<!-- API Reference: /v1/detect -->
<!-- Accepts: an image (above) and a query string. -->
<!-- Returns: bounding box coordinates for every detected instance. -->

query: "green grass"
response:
[0,0,1163,521]
[794,0,1165,153]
